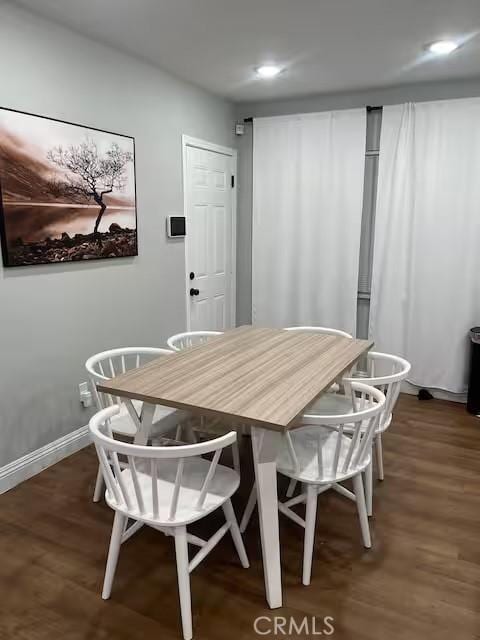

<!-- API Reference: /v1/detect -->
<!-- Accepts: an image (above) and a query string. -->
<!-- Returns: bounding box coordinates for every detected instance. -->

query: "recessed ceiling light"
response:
[255,65,282,79]
[427,40,459,55]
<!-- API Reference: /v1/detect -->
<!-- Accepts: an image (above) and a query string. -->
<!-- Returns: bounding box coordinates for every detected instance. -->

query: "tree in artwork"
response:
[47,139,133,235]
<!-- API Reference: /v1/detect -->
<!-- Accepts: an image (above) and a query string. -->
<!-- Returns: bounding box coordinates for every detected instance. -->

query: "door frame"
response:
[182,135,237,331]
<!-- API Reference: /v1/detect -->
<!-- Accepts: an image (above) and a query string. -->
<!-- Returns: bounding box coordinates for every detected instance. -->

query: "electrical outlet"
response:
[79,381,93,408]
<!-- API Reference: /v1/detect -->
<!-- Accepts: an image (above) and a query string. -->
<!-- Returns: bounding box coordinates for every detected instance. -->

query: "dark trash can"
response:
[467,327,480,415]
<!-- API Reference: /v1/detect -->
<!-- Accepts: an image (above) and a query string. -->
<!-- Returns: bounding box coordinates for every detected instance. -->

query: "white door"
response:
[185,143,235,331]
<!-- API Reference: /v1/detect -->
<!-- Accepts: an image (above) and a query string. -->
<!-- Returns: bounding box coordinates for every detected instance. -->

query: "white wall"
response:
[235,78,480,324]
[0,4,235,466]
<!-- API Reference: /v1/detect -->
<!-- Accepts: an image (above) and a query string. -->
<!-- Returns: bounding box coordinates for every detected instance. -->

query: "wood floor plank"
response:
[1,394,480,639]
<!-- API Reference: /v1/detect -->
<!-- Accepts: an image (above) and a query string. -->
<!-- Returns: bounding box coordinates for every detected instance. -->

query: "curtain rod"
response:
[243,105,382,122]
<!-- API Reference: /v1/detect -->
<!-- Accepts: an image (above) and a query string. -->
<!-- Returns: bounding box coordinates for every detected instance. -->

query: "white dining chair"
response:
[282,326,353,498]
[344,352,411,514]
[288,351,410,513]
[167,330,223,351]
[240,383,385,585]
[277,382,385,584]
[166,330,242,472]
[90,406,249,640]
[86,347,190,503]
[284,325,353,339]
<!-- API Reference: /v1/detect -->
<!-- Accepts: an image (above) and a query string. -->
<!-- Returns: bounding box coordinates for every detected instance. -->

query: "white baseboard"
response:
[0,425,90,494]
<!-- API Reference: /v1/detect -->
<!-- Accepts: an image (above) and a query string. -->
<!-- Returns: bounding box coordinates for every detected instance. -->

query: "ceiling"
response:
[14,0,480,102]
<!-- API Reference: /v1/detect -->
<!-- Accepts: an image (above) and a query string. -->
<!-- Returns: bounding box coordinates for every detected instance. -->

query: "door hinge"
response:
[231,175,235,188]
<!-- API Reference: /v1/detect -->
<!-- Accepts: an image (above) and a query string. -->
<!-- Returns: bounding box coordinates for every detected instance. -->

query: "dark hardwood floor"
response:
[2,395,480,639]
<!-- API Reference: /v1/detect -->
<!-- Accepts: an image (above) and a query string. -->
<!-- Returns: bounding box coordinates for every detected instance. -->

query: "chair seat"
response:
[276,425,371,484]
[109,400,189,437]
[106,457,240,526]
[306,392,353,415]
[306,393,391,433]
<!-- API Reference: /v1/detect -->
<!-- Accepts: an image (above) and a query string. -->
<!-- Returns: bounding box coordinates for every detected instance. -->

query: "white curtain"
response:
[370,98,480,393]
[252,109,366,335]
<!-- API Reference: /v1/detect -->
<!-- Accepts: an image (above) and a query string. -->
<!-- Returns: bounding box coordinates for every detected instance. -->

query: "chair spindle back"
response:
[287,382,385,481]
[167,331,223,352]
[344,352,411,427]
[86,347,173,410]
[90,406,237,523]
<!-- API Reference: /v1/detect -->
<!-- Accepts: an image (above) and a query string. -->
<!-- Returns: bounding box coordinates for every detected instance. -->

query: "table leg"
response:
[124,400,156,445]
[251,426,282,609]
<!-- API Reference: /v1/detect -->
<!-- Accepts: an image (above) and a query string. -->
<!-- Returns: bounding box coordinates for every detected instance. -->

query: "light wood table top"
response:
[98,326,373,431]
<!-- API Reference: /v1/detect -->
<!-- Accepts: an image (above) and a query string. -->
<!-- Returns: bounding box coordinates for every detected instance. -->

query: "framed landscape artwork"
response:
[0,107,137,267]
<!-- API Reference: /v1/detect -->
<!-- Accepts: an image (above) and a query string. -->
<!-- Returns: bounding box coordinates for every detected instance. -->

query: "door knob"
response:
[190,288,199,296]
[189,271,195,280]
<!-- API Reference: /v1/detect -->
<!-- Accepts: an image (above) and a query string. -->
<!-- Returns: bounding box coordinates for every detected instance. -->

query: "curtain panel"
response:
[370,98,480,393]
[252,109,366,335]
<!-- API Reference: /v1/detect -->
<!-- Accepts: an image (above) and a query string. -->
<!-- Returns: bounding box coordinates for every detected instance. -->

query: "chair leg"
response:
[93,464,105,503]
[302,484,318,586]
[232,440,241,474]
[240,484,257,533]
[102,511,127,599]
[286,478,297,498]
[184,423,198,444]
[174,527,193,640]
[365,458,373,517]
[376,434,384,481]
[223,499,250,568]
[353,474,371,549]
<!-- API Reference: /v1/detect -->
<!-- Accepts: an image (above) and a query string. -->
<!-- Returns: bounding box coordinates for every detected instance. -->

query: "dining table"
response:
[97,325,373,609]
